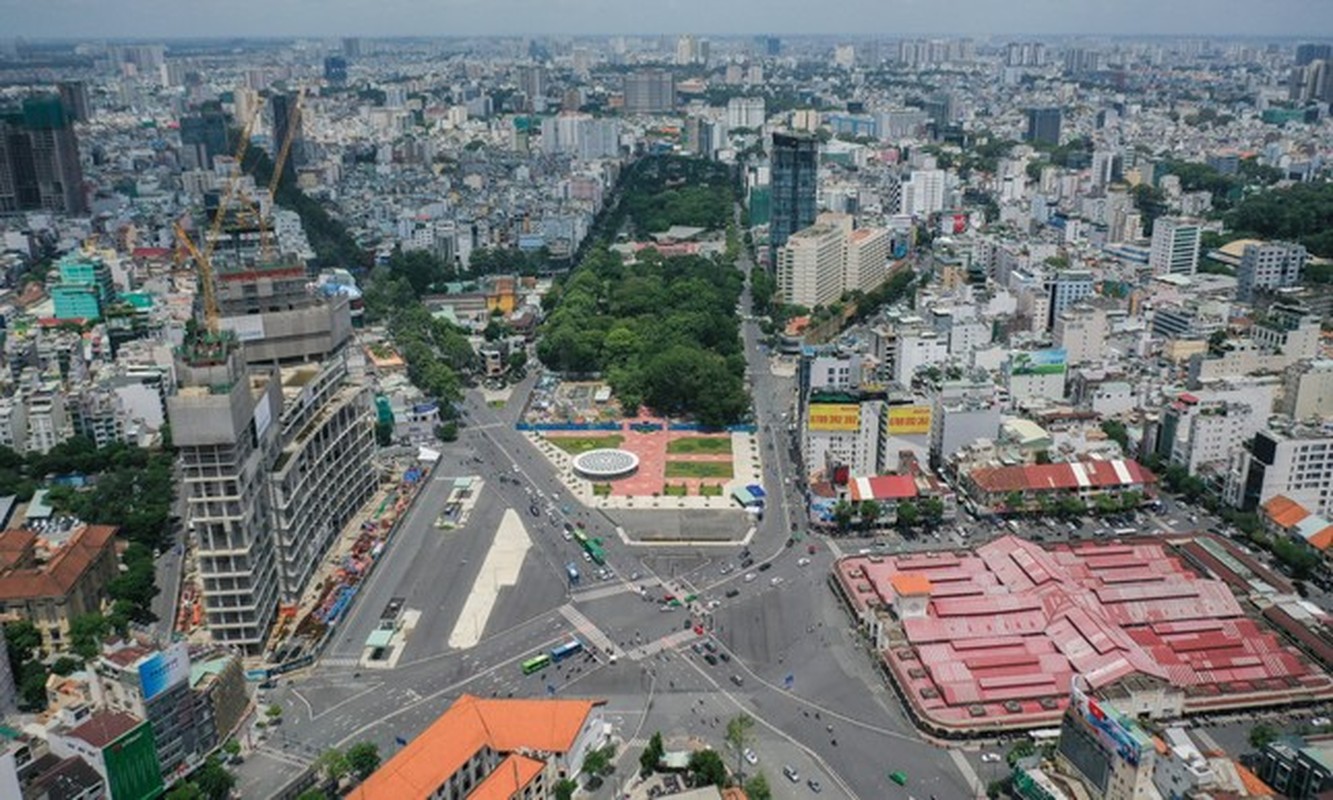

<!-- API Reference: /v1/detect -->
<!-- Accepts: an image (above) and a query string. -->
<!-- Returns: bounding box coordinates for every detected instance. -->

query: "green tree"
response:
[1006,739,1036,767]
[858,499,882,530]
[688,748,728,787]
[896,500,920,529]
[294,791,330,800]
[69,613,110,660]
[222,739,241,757]
[265,703,283,719]
[555,778,578,800]
[1249,723,1279,750]
[1100,419,1129,453]
[745,772,773,800]
[193,757,235,800]
[725,714,755,782]
[832,500,854,533]
[166,784,205,800]
[5,619,41,663]
[315,748,351,783]
[51,656,82,676]
[345,741,381,780]
[581,743,616,777]
[639,732,664,777]
[921,497,945,524]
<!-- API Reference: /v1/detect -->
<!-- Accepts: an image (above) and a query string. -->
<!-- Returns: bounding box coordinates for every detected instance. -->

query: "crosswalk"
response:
[319,656,360,669]
[256,744,314,769]
[623,628,698,661]
[571,583,635,603]
[558,604,623,659]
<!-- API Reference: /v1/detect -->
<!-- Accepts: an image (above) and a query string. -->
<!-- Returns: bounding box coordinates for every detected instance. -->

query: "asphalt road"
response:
[232,236,974,800]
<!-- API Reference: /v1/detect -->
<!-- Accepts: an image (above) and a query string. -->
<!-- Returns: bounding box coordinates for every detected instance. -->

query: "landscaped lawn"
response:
[664,484,688,497]
[592,483,613,496]
[698,484,724,496]
[664,460,734,479]
[548,435,625,455]
[666,437,733,455]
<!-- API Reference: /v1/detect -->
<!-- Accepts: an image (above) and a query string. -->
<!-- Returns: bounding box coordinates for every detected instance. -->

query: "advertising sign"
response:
[138,642,190,702]
[887,405,932,435]
[807,403,860,432]
[1010,348,1068,376]
[103,719,164,800]
[1070,682,1145,767]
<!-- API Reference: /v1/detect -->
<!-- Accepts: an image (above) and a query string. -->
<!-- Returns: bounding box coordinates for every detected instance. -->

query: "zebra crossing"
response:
[558,604,623,659]
[318,656,361,669]
[623,628,698,661]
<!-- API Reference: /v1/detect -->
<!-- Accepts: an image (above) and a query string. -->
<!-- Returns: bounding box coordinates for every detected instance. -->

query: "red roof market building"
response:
[961,458,1156,515]
[831,535,1333,736]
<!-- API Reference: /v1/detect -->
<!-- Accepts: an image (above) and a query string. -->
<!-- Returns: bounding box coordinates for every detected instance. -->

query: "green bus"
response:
[889,771,908,786]
[521,654,552,675]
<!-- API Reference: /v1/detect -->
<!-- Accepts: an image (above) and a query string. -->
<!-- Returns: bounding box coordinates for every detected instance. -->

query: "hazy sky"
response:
[3,0,1331,39]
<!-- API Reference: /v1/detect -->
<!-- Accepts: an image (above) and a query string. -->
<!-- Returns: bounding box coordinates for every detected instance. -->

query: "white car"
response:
[744,573,757,583]
[743,748,758,765]
[796,557,811,567]
[980,753,1001,763]
[770,576,784,586]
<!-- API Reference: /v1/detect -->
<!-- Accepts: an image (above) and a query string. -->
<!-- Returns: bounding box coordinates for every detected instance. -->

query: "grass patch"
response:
[665,460,734,479]
[667,436,733,455]
[488,400,506,409]
[664,484,688,497]
[592,483,613,496]
[698,484,724,497]
[548,435,625,455]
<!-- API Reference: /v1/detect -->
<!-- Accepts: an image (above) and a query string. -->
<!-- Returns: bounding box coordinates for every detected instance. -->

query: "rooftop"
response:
[835,535,1330,731]
[66,710,141,749]
[0,525,117,602]
[348,694,601,800]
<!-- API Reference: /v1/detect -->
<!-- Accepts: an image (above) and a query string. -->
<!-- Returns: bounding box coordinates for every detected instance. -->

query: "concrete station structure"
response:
[832,534,1333,736]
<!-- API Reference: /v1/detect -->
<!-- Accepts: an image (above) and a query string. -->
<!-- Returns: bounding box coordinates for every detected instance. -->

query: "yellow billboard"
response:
[887,405,932,435]
[808,404,860,432]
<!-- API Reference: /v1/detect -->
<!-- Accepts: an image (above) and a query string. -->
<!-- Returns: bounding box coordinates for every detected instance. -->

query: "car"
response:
[704,653,718,666]
[770,576,784,586]
[1314,717,1332,727]
[758,562,772,572]
[694,625,705,635]
[807,544,817,554]
[807,779,822,793]
[563,522,575,532]
[703,641,717,653]
[730,674,744,686]
[718,651,730,662]
[743,748,758,765]
[797,557,811,567]
[529,505,540,517]
[980,754,1001,763]
[744,573,757,583]
[659,605,675,612]
[783,765,800,782]
[720,564,733,575]
[582,552,592,562]
[562,530,573,541]
[725,588,740,598]
[691,643,704,654]
[740,558,755,568]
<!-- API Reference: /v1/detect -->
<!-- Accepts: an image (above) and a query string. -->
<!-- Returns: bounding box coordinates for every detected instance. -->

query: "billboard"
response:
[1070,683,1146,767]
[138,642,191,701]
[1010,348,1068,376]
[807,404,860,432]
[103,719,164,800]
[887,405,932,435]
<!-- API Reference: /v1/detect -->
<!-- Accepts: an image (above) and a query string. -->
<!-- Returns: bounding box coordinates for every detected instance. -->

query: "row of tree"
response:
[1226,180,1333,260]
[537,247,749,426]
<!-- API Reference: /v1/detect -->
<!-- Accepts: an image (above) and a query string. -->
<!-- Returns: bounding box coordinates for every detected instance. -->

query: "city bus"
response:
[585,540,606,566]
[550,639,584,663]
[521,654,552,675]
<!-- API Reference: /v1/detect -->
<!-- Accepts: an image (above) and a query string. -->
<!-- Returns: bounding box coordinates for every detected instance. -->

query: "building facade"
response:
[769,132,819,266]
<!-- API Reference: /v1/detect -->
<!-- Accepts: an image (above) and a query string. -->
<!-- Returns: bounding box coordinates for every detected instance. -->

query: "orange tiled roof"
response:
[1263,495,1311,529]
[1234,762,1276,797]
[0,526,117,602]
[1309,525,1333,551]
[467,754,545,800]
[348,694,601,800]
[890,573,932,596]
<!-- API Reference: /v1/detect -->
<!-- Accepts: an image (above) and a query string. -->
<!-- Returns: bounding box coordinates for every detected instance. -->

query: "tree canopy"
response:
[537,247,749,426]
[1227,181,1333,258]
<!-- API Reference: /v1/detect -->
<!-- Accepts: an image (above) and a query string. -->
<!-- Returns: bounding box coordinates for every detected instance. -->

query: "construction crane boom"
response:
[258,87,305,261]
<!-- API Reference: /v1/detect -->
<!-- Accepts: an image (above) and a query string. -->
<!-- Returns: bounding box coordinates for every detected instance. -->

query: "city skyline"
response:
[3,0,1332,39]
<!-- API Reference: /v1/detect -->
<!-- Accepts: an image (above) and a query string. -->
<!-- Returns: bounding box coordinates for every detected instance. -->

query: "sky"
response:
[2,0,1331,39]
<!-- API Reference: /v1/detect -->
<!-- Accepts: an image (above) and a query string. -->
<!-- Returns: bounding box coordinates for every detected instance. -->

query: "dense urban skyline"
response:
[2,0,1332,39]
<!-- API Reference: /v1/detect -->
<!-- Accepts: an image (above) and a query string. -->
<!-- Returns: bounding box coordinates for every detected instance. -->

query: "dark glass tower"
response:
[269,93,304,183]
[769,131,818,268]
[1025,107,1062,146]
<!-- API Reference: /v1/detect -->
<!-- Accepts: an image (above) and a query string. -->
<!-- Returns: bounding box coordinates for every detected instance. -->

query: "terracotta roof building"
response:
[832,535,1333,735]
[348,694,608,800]
[961,458,1156,515]
[0,525,119,650]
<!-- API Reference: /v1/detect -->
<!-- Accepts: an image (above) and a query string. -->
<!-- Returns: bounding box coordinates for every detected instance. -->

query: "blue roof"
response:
[746,484,766,498]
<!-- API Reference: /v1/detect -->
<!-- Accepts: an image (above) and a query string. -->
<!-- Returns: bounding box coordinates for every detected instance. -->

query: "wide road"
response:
[234,227,970,799]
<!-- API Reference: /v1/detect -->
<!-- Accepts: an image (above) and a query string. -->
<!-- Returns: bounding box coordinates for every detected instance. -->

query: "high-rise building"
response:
[1045,270,1095,329]
[726,96,766,129]
[675,35,700,65]
[1237,241,1307,301]
[51,253,115,322]
[1055,687,1156,800]
[517,64,547,111]
[777,221,847,309]
[269,93,304,181]
[769,131,818,266]
[0,94,87,214]
[622,69,675,114]
[57,81,91,122]
[342,37,362,58]
[900,169,946,218]
[169,344,281,653]
[1296,43,1333,66]
[1149,217,1202,276]
[179,106,230,172]
[1024,106,1062,146]
[323,55,348,84]
[1226,421,1333,517]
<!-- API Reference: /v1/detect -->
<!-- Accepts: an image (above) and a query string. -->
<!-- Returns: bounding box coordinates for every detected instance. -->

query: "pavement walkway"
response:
[447,509,531,649]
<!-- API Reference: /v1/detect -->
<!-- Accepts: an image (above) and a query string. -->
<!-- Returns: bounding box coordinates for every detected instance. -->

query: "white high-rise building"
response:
[777,223,847,309]
[900,169,946,217]
[1149,217,1202,276]
[845,228,889,294]
[1237,241,1307,302]
[726,96,766,129]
